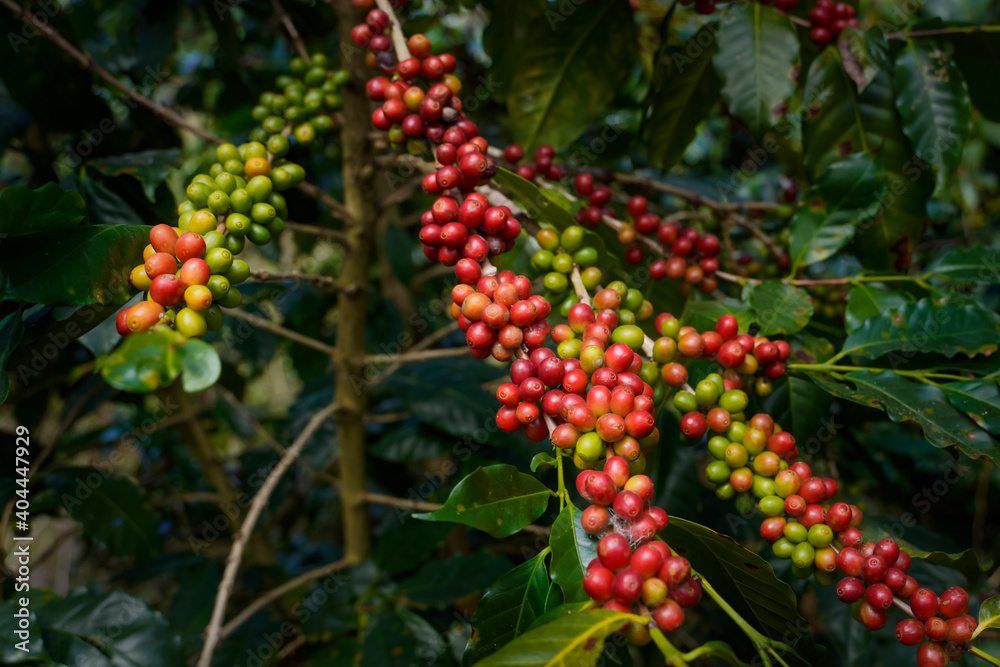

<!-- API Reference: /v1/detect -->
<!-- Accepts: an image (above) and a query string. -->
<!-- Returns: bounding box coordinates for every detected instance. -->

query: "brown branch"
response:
[364,347,468,366]
[284,220,347,240]
[367,322,461,389]
[249,269,340,288]
[228,308,338,357]
[196,402,339,667]
[0,0,220,144]
[219,556,356,640]
[269,0,310,62]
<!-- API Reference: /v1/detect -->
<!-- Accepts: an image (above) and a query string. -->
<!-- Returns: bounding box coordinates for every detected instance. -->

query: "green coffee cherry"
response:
[206,274,231,300]
[205,247,234,275]
[217,143,240,163]
[552,252,574,274]
[225,213,250,236]
[225,234,245,255]
[573,247,598,267]
[203,231,226,251]
[247,223,272,246]
[247,176,273,203]
[560,225,584,252]
[610,324,644,350]
[186,183,211,208]
[531,250,554,271]
[226,260,250,284]
[267,134,290,157]
[543,272,568,293]
[230,189,252,214]
[207,191,231,215]
[219,287,243,308]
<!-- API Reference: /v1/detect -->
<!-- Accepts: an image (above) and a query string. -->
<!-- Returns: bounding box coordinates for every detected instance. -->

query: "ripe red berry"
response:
[835,577,865,603]
[865,583,894,610]
[597,533,632,571]
[612,567,643,604]
[858,601,885,630]
[938,586,969,618]
[652,599,685,632]
[630,545,663,578]
[668,578,702,607]
[149,274,185,306]
[503,144,523,163]
[582,505,611,535]
[586,472,619,507]
[613,490,644,520]
[896,619,926,646]
[945,615,975,643]
[583,566,614,602]
[910,589,940,621]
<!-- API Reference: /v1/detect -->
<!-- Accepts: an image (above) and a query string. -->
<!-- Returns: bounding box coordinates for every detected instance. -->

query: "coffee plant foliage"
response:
[0,0,998,666]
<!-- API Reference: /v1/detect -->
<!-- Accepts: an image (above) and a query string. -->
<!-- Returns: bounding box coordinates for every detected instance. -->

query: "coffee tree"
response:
[0,0,998,666]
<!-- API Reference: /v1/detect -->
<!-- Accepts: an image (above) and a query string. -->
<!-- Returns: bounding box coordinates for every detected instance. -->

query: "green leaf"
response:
[494,167,579,230]
[464,551,551,664]
[973,595,1000,640]
[86,149,182,201]
[549,503,598,603]
[926,243,1000,283]
[713,4,799,138]
[644,26,720,170]
[530,452,557,472]
[360,610,445,667]
[789,154,887,270]
[941,380,1000,434]
[97,329,185,393]
[0,306,25,405]
[664,516,818,654]
[893,40,972,191]
[839,298,1000,359]
[844,285,914,333]
[803,49,933,270]
[397,553,512,606]
[806,370,998,464]
[507,0,637,151]
[748,280,814,336]
[682,298,755,334]
[48,467,161,562]
[476,609,634,667]
[0,182,86,236]
[412,465,552,538]
[0,224,147,306]
[0,589,182,666]
[177,338,221,392]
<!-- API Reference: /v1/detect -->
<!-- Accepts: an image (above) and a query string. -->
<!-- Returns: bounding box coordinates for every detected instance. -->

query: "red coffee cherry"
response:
[597,533,632,571]
[583,565,614,602]
[652,599,685,632]
[896,619,926,646]
[835,577,865,603]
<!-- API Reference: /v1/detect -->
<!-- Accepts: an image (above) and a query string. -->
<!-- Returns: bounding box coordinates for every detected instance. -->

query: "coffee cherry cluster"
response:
[652,314,790,398]
[361,19,463,156]
[418,188,518,267]
[496,339,660,470]
[577,464,701,644]
[531,225,605,304]
[452,271,551,362]
[572,178,723,292]
[249,54,345,151]
[119,139,306,339]
[502,143,566,183]
[808,0,860,46]
[835,537,977,667]
[681,0,798,16]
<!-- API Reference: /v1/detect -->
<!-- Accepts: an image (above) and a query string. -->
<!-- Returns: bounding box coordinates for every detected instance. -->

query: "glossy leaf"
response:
[530,452,557,472]
[87,148,182,201]
[464,551,551,664]
[476,608,634,667]
[96,328,219,394]
[412,465,552,538]
[397,553,512,606]
[713,4,799,138]
[20,589,181,666]
[0,182,86,236]
[549,503,597,603]
[494,167,580,230]
[839,298,1000,359]
[370,423,445,463]
[893,40,972,190]
[507,0,637,151]
[973,595,1000,640]
[941,379,1000,434]
[926,243,1000,283]
[803,49,933,270]
[0,224,147,306]
[48,467,161,562]
[748,280,814,336]
[360,610,445,667]
[644,26,719,170]
[664,516,818,654]
[844,285,914,333]
[789,154,886,270]
[807,370,998,464]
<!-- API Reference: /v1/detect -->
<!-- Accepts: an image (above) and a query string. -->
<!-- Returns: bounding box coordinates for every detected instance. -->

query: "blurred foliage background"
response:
[0,0,999,665]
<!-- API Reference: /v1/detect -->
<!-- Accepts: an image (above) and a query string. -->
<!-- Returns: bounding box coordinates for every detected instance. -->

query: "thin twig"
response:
[364,347,467,365]
[284,220,347,240]
[367,322,461,389]
[219,557,355,640]
[296,181,352,222]
[197,402,339,667]
[374,0,411,59]
[228,308,338,357]
[250,269,340,288]
[269,0,310,62]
